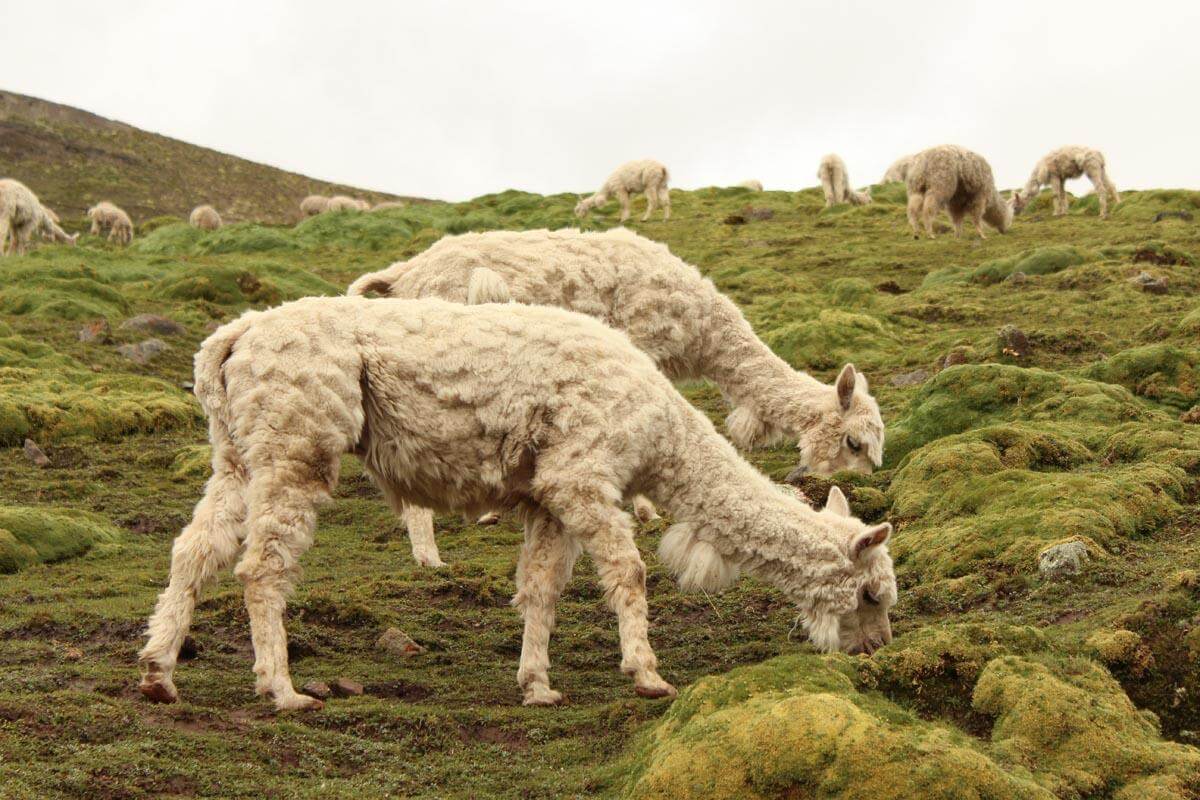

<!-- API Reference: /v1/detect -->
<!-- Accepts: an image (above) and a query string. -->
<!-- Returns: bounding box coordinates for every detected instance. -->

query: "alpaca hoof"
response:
[139,678,178,704]
[415,552,448,568]
[476,512,501,526]
[635,682,677,700]
[523,686,564,706]
[275,692,324,712]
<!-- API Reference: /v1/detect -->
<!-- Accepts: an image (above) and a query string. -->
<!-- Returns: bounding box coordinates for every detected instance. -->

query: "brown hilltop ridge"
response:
[0,89,419,224]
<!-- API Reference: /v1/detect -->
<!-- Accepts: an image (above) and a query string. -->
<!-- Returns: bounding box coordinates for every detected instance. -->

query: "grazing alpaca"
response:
[904,145,1023,239]
[1017,145,1120,219]
[817,154,871,207]
[137,297,896,710]
[326,195,369,212]
[349,228,885,568]
[575,159,671,222]
[0,179,77,255]
[300,195,329,216]
[189,205,222,230]
[86,201,134,245]
[738,180,764,191]
[882,154,913,184]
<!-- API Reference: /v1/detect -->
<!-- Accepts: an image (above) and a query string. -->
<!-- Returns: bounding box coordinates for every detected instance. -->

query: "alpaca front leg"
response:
[641,188,657,222]
[658,187,671,220]
[632,495,659,523]
[139,463,247,703]
[235,477,323,711]
[906,192,924,238]
[512,509,579,705]
[403,503,446,568]
[921,195,940,239]
[1051,177,1066,216]
[616,189,631,222]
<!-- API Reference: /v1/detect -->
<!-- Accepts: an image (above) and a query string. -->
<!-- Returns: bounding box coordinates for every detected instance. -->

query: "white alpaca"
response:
[817,154,871,207]
[905,145,1024,239]
[574,159,671,222]
[86,201,134,245]
[189,205,222,231]
[349,228,885,568]
[1017,145,1120,219]
[300,195,329,216]
[882,155,913,184]
[326,195,369,212]
[0,179,78,255]
[738,180,763,192]
[137,296,897,711]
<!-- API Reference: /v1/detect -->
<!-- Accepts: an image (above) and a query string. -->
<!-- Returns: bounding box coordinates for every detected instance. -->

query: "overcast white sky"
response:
[3,1,1198,200]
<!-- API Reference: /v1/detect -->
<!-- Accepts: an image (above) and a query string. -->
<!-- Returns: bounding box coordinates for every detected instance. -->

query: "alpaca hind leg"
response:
[821,175,835,207]
[1102,170,1120,209]
[658,186,670,220]
[616,189,631,222]
[512,507,580,705]
[921,194,941,239]
[1086,166,1110,218]
[1051,177,1066,215]
[406,504,447,568]
[906,192,924,238]
[235,462,328,711]
[139,450,248,702]
[641,187,658,221]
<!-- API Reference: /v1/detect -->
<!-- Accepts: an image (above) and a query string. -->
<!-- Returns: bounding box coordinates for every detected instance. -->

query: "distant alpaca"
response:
[817,155,871,207]
[137,296,897,711]
[189,205,222,231]
[87,201,134,245]
[882,155,913,184]
[1017,146,1120,219]
[904,145,1023,239]
[0,179,77,255]
[349,228,885,569]
[738,180,763,192]
[300,195,329,216]
[327,195,369,212]
[574,159,671,222]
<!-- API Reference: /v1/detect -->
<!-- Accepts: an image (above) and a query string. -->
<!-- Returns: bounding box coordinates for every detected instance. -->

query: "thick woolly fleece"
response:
[904,144,1017,239]
[1019,145,1120,219]
[87,201,134,244]
[137,296,896,710]
[299,195,330,216]
[817,154,871,207]
[574,159,671,222]
[189,204,222,230]
[0,178,76,255]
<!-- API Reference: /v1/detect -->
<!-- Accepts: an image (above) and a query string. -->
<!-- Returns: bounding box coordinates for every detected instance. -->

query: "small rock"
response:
[1152,210,1193,223]
[330,678,364,697]
[376,627,427,657]
[62,645,83,661]
[117,338,169,365]
[120,314,186,337]
[301,681,332,700]
[178,635,200,661]
[1181,407,1200,425]
[1006,271,1028,285]
[998,325,1030,358]
[1128,271,1168,294]
[78,319,112,344]
[23,438,51,467]
[1038,540,1090,579]
[942,347,970,368]
[889,368,930,388]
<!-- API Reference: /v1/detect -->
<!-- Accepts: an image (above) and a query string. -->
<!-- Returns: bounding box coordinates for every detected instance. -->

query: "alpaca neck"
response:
[698,293,826,437]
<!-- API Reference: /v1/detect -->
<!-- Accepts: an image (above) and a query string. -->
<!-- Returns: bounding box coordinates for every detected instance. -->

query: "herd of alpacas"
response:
[1,143,1118,709]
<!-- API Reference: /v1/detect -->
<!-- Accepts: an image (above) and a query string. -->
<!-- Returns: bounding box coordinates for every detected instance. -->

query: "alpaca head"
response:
[573,196,594,218]
[804,486,896,654]
[759,363,883,478]
[1010,190,1031,215]
[984,192,1016,233]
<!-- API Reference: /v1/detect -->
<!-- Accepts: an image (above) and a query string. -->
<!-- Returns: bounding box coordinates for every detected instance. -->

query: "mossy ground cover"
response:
[1,184,1199,797]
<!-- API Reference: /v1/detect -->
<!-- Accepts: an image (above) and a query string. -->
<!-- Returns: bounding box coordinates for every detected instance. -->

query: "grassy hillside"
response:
[1,182,1199,798]
[0,90,416,225]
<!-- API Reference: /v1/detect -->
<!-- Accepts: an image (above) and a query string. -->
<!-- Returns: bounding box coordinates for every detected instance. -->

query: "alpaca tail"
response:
[192,311,258,418]
[466,267,512,305]
[658,523,741,593]
[346,262,407,297]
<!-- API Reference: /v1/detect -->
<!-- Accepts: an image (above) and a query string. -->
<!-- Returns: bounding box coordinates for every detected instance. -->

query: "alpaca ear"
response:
[836,364,857,411]
[851,523,892,559]
[351,276,393,297]
[726,406,766,449]
[825,486,850,517]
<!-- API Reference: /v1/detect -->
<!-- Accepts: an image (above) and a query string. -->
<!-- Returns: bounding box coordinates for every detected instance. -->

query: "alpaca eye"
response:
[863,589,880,606]
[846,436,862,453]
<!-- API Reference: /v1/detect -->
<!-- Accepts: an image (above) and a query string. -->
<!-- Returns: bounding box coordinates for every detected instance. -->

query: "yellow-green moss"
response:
[0,505,120,573]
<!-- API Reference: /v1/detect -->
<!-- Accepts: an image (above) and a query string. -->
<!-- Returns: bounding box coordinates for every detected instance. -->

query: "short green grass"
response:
[1,184,1199,798]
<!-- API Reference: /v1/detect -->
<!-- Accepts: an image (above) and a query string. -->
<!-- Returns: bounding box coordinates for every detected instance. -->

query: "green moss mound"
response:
[1085,344,1200,411]
[0,367,200,445]
[618,650,1199,799]
[0,267,130,319]
[131,222,206,255]
[972,246,1089,285]
[0,505,120,574]
[193,223,299,255]
[151,262,336,306]
[1112,190,1200,221]
[765,310,895,371]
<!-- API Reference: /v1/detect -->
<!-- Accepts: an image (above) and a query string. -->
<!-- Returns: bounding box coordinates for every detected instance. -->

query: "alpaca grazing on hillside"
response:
[0,178,77,255]
[574,159,671,222]
[327,195,370,212]
[1017,145,1120,219]
[300,194,329,216]
[905,145,1024,239]
[86,201,134,245]
[349,228,885,568]
[882,154,913,184]
[189,204,222,230]
[817,154,871,207]
[138,297,896,711]
[738,179,763,191]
